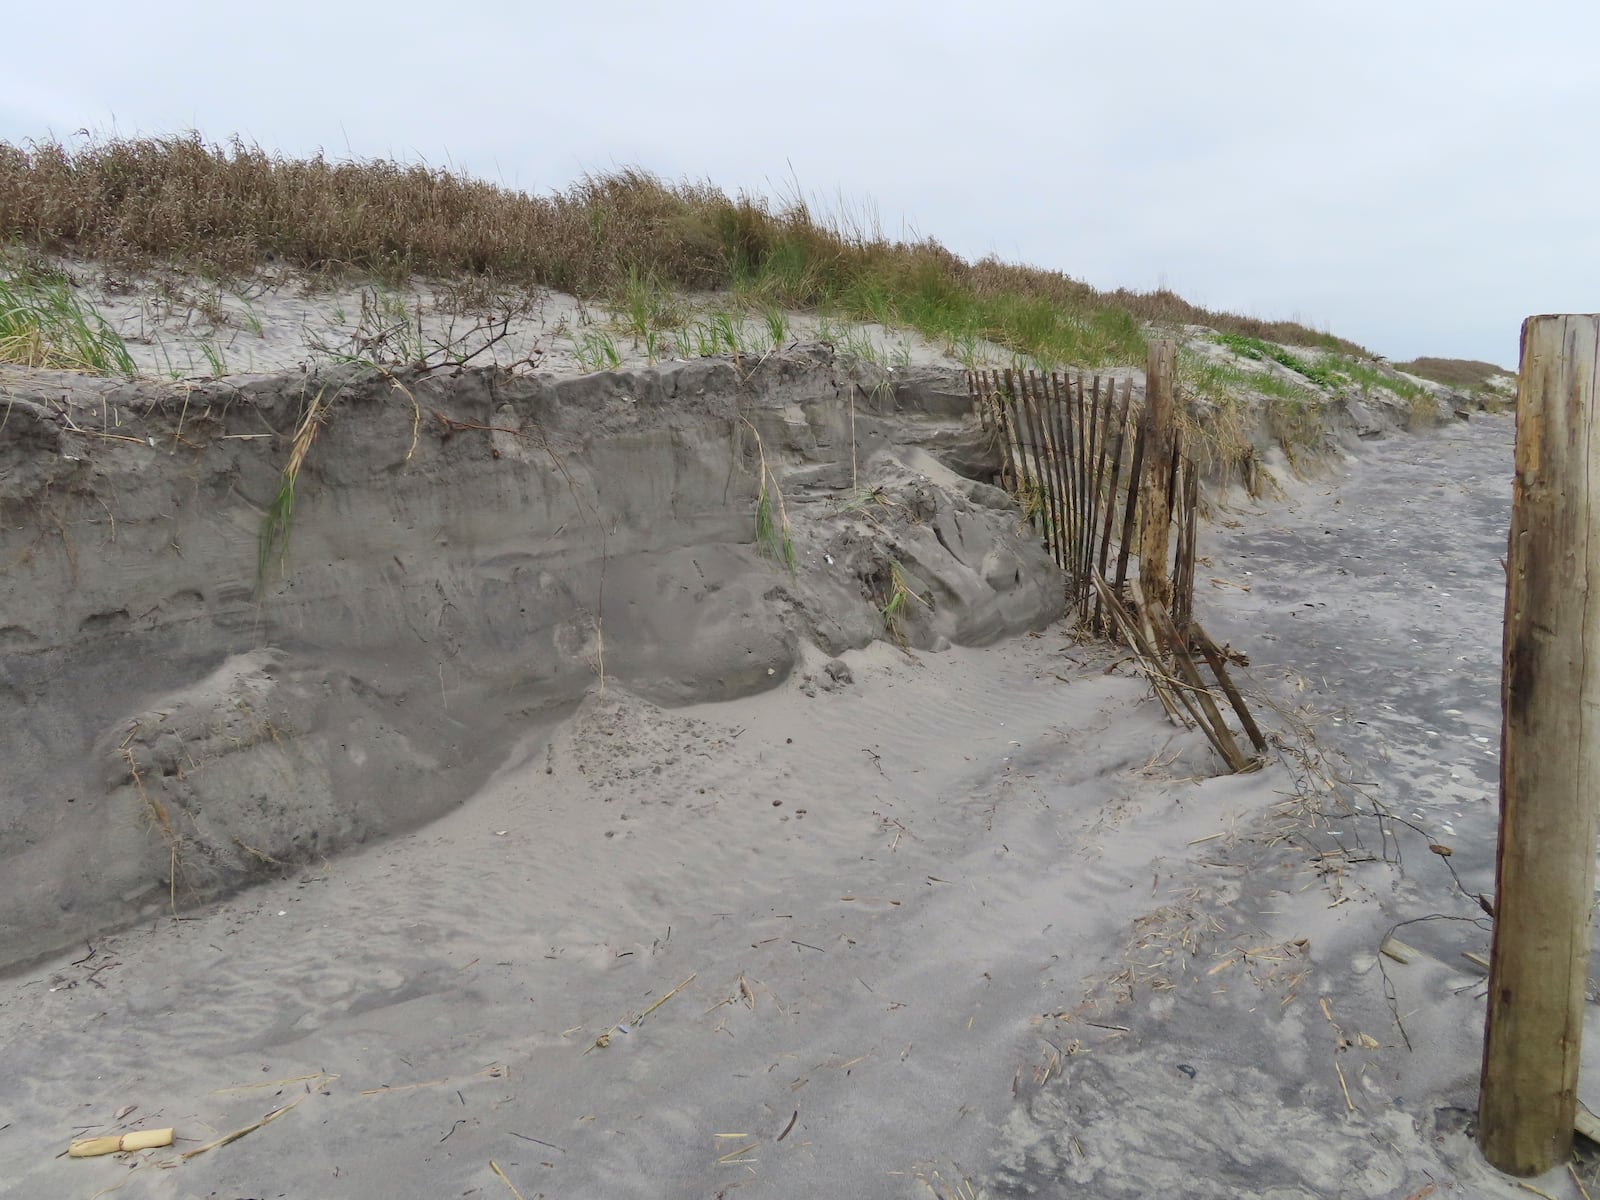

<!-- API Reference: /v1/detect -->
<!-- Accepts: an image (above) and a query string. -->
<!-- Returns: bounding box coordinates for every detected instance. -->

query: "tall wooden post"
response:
[1479,314,1600,1176]
[1139,341,1177,612]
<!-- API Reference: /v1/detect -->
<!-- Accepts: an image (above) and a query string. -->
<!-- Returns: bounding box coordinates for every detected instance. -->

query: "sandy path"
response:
[976,416,1597,1199]
[2,634,1245,1199]
[1204,417,1513,949]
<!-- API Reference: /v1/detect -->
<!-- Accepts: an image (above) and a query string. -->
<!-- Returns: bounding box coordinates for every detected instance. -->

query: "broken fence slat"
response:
[1380,937,1421,964]
[1136,579,1250,772]
[1023,371,1063,568]
[1091,571,1189,726]
[1191,624,1269,753]
[1575,1103,1600,1146]
[992,369,1023,502]
[1048,372,1077,593]
[1090,379,1135,632]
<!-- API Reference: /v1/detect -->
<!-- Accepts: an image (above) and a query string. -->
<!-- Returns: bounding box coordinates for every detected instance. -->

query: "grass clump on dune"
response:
[0,133,1366,371]
[0,258,136,376]
[1212,332,1341,388]
[1392,356,1512,391]
[1314,353,1428,403]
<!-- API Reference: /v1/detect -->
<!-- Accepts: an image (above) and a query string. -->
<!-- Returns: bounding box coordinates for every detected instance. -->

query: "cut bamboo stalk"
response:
[1381,937,1421,964]
[69,1128,174,1157]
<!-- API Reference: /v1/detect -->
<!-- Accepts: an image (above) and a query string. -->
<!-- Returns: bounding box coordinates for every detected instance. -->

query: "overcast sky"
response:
[4,0,1594,367]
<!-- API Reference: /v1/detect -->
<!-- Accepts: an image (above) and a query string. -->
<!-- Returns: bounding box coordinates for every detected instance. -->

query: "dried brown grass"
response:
[1392,356,1513,390]
[1,132,1365,362]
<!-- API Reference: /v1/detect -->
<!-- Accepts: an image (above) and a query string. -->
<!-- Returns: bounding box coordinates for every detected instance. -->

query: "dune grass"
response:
[0,259,136,376]
[1314,353,1427,401]
[257,385,330,595]
[1393,356,1513,391]
[0,132,1367,372]
[739,416,795,574]
[1212,332,1343,389]
[1192,332,1460,461]
[1263,393,1329,458]
[1178,351,1327,481]
[879,559,929,645]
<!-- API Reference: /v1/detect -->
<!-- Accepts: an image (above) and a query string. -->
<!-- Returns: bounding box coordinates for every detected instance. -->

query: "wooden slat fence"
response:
[969,367,1197,629]
[969,362,1262,773]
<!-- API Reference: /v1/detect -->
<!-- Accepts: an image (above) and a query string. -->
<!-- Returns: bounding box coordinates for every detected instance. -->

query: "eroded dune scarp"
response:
[0,347,1062,970]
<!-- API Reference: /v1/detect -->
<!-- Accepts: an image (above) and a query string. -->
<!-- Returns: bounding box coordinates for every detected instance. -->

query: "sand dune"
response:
[0,335,1567,1197]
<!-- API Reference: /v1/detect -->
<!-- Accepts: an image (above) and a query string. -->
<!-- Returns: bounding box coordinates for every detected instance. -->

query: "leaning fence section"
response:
[968,359,1260,773]
[969,367,1198,629]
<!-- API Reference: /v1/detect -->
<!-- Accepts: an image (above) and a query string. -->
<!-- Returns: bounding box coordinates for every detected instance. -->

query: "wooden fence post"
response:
[1139,342,1177,612]
[1479,313,1600,1176]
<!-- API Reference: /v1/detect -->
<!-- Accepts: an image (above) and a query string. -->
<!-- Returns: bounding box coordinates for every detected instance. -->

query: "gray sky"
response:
[4,0,1594,367]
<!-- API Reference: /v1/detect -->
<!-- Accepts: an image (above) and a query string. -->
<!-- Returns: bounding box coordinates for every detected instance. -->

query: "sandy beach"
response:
[1,332,1581,1200]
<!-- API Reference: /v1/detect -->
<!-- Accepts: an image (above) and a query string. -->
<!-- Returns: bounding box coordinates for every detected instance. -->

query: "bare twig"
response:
[489,1160,531,1200]
[180,1095,304,1160]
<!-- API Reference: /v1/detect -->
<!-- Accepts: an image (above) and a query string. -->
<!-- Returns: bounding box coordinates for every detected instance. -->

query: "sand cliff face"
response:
[0,346,1061,970]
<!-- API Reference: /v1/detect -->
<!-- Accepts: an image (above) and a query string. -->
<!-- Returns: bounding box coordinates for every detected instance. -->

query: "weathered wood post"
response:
[1139,341,1177,612]
[1479,313,1600,1176]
